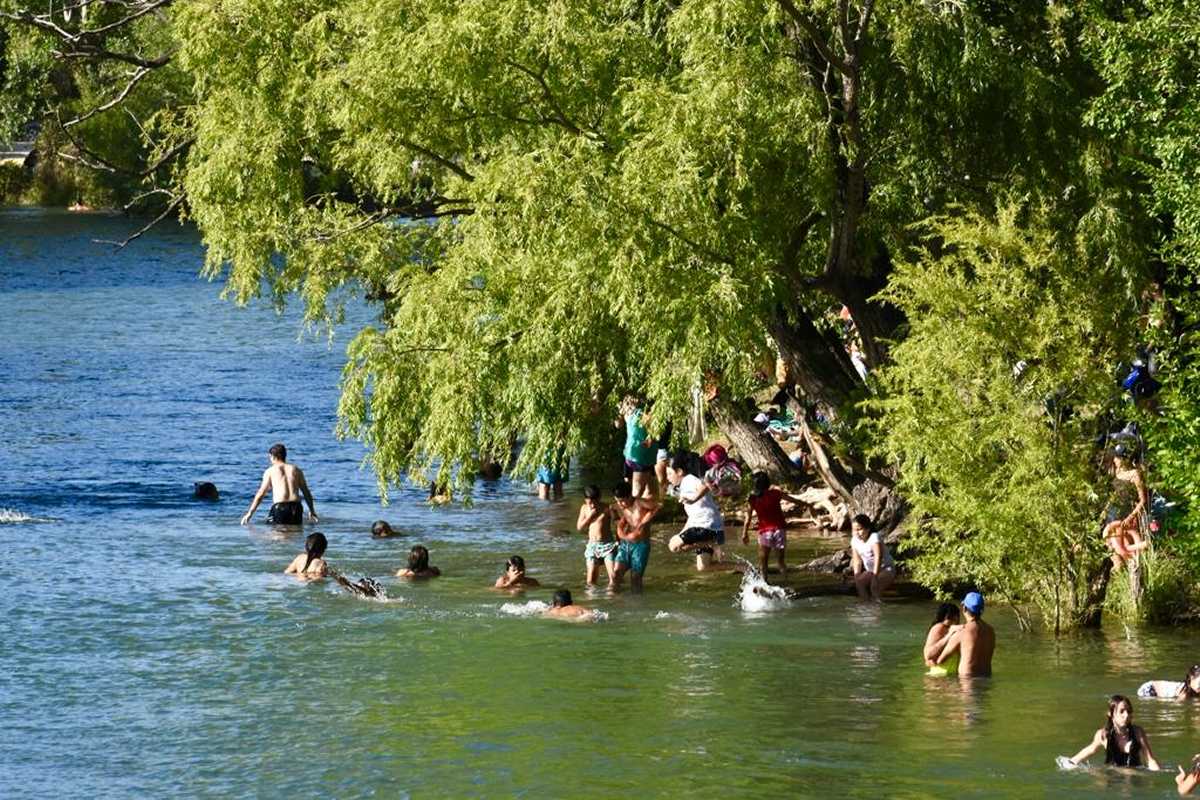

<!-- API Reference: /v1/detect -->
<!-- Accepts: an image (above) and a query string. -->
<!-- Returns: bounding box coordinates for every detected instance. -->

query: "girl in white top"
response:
[849,514,894,602]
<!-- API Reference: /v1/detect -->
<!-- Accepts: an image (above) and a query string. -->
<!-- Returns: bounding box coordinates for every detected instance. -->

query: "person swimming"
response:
[923,602,961,674]
[494,555,540,589]
[543,588,594,621]
[1137,664,1200,700]
[1067,694,1160,769]
[284,532,329,579]
[371,520,399,538]
[396,545,440,578]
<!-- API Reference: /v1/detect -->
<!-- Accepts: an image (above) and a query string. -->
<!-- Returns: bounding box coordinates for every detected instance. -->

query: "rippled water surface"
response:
[3,208,1200,798]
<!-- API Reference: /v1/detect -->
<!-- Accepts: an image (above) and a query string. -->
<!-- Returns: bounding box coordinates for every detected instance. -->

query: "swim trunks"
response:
[585,540,618,561]
[267,501,303,525]
[615,539,651,574]
[679,527,722,547]
[757,528,787,550]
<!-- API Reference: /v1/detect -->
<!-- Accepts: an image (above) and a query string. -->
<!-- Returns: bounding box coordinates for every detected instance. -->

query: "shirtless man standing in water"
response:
[936,591,995,677]
[240,443,318,525]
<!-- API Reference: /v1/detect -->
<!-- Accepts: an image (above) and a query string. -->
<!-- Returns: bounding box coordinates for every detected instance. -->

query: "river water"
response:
[2,207,1198,798]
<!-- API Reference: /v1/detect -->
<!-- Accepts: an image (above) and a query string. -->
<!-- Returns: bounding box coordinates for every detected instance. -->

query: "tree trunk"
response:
[710,397,805,484]
[1080,558,1113,628]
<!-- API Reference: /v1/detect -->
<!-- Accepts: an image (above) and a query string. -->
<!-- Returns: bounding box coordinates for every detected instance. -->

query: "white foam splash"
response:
[590,610,609,622]
[0,508,52,524]
[654,611,671,619]
[1055,756,1082,771]
[500,600,550,617]
[733,557,793,612]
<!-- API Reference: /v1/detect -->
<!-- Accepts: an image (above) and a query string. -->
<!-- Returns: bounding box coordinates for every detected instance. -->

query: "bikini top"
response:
[1105,725,1141,767]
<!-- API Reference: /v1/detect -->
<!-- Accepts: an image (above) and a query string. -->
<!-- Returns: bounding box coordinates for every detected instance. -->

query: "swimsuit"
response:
[679,527,723,547]
[1137,680,1183,699]
[615,539,651,574]
[267,500,303,525]
[584,540,618,561]
[757,529,786,550]
[1105,726,1142,767]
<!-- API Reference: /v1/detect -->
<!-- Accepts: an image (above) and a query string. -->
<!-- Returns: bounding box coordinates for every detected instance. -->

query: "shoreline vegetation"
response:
[7,2,1200,631]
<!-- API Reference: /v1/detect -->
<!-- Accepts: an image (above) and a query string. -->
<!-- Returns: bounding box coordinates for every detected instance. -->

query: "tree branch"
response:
[855,0,876,47]
[63,66,152,128]
[503,59,604,144]
[775,0,850,75]
[95,194,184,248]
[398,138,474,183]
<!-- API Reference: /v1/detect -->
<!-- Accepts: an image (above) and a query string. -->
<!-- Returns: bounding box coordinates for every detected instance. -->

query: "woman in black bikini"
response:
[1067,695,1160,769]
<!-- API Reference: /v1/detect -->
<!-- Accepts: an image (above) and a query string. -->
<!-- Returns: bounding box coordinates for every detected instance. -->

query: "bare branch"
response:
[53,45,171,69]
[504,59,586,137]
[95,194,184,248]
[644,215,735,266]
[122,187,174,212]
[138,136,193,176]
[82,0,173,37]
[855,0,876,47]
[63,66,152,128]
[775,0,850,75]
[398,138,474,183]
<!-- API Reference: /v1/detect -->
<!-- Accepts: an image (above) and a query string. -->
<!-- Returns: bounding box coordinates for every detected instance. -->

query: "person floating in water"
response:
[923,602,962,674]
[577,484,618,588]
[1137,664,1200,700]
[193,481,219,501]
[849,514,895,601]
[494,555,540,589]
[740,471,805,582]
[397,545,440,578]
[240,443,317,526]
[284,532,329,579]
[543,588,594,621]
[371,520,399,538]
[666,453,726,570]
[934,592,995,677]
[610,482,659,592]
[1067,694,1160,770]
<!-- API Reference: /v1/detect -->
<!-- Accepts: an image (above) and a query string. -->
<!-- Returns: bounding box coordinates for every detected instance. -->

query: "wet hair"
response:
[553,588,572,607]
[613,483,632,500]
[193,481,219,501]
[750,471,770,499]
[1103,695,1136,764]
[408,546,432,573]
[1183,665,1200,698]
[269,443,287,461]
[584,484,601,501]
[852,514,873,530]
[301,532,327,573]
[931,602,960,629]
[506,555,526,572]
[408,545,431,572]
[371,520,393,537]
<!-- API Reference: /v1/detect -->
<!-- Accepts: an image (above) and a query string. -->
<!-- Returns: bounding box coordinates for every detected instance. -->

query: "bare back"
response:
[958,619,996,677]
[266,463,307,503]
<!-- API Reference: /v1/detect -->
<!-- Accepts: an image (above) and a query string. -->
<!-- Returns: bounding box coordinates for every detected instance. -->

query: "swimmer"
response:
[610,482,659,592]
[241,443,318,526]
[577,484,618,588]
[1177,754,1200,795]
[666,452,726,570]
[1067,694,1160,770]
[371,520,399,538]
[1137,664,1200,700]
[284,532,329,579]
[935,592,995,677]
[396,545,441,578]
[923,602,962,668]
[494,555,540,589]
[543,588,594,621]
[193,481,219,501]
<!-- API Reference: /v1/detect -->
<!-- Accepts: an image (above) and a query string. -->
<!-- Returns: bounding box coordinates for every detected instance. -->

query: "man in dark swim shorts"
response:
[240,443,318,526]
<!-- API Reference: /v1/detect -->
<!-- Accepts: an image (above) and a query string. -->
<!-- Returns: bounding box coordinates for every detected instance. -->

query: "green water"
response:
[4,209,1199,798]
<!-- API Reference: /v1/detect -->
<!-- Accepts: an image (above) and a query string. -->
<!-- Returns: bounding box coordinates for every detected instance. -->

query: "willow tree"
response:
[158,0,1096,510]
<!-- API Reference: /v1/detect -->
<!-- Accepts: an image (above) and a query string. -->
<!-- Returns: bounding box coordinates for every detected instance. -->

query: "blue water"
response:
[4,208,1200,799]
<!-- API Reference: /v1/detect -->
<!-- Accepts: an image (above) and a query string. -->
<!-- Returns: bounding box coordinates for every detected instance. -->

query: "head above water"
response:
[371,520,395,537]
[932,602,961,627]
[193,481,219,501]
[268,442,287,462]
[408,545,431,571]
[751,471,770,498]
[1107,694,1133,730]
[553,588,572,607]
[302,532,327,572]
[962,591,985,617]
[506,555,526,573]
[1184,665,1200,697]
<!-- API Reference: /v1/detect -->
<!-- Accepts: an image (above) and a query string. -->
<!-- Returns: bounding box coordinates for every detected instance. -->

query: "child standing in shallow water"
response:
[740,472,805,582]
[576,485,617,588]
[285,532,329,579]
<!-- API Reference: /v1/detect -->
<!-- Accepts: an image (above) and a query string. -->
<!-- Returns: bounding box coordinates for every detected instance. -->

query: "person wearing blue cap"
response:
[934,591,995,677]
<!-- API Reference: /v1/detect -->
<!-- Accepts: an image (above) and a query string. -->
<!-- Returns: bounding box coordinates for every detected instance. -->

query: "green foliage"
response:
[871,204,1144,628]
[0,160,27,201]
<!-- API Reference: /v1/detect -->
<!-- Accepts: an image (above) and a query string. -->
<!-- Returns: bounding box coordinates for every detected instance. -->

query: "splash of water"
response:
[731,556,793,612]
[0,508,53,524]
[329,568,389,601]
[500,600,550,617]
